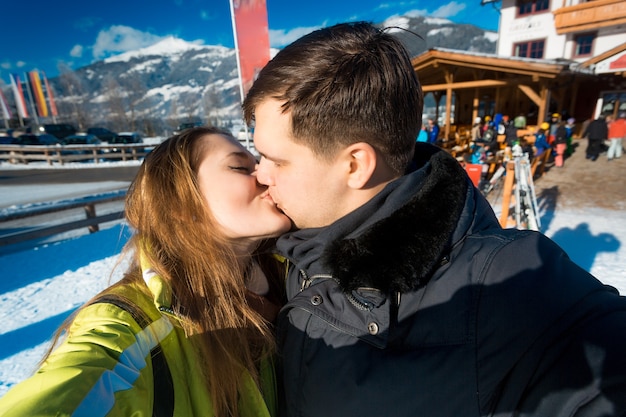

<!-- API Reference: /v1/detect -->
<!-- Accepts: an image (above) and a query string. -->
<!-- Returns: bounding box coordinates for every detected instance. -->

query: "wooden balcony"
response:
[554,0,626,34]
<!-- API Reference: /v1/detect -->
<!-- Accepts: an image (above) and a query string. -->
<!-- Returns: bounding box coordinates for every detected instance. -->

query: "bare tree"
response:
[203,86,223,127]
[103,76,129,132]
[123,73,148,132]
[167,96,180,133]
[57,64,92,130]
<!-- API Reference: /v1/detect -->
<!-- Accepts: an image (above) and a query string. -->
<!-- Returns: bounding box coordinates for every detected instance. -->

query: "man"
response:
[583,115,609,161]
[243,22,626,417]
[426,117,440,144]
[607,112,626,161]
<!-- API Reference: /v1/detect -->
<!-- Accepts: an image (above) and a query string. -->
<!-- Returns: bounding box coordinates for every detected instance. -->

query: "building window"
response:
[574,33,595,57]
[514,40,545,59]
[517,0,550,16]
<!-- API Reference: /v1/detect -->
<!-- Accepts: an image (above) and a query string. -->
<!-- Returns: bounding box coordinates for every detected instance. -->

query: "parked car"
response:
[40,123,77,140]
[111,132,143,144]
[0,135,16,145]
[62,133,101,145]
[173,121,203,135]
[87,127,117,142]
[16,133,61,145]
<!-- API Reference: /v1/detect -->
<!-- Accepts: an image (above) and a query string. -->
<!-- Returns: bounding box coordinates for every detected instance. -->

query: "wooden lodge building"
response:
[412,0,626,142]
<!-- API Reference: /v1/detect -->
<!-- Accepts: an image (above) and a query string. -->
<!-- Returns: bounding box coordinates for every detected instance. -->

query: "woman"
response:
[0,127,292,416]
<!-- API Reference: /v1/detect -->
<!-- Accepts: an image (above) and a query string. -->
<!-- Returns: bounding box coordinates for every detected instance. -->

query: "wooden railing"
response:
[0,190,126,249]
[0,143,155,165]
[554,0,626,34]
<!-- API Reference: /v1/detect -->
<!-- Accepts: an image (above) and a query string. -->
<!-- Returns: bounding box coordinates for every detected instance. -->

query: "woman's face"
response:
[197,133,292,252]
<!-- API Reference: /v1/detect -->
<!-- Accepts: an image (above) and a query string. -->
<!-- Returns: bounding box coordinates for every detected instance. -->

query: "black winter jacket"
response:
[274,143,626,417]
[584,119,609,140]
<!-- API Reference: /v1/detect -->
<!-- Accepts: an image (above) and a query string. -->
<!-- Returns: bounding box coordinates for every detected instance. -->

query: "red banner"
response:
[231,0,270,97]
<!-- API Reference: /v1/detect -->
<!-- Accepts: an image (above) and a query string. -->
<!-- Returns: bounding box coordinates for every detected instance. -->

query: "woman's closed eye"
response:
[229,165,253,173]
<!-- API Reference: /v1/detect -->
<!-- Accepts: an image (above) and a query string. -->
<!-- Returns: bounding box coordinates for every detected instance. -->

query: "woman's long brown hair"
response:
[43,127,276,416]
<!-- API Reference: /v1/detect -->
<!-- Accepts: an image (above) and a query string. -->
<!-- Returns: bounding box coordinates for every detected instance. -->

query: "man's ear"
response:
[344,142,377,189]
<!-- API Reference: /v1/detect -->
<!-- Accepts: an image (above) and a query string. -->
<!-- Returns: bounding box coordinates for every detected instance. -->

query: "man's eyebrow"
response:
[257,151,286,163]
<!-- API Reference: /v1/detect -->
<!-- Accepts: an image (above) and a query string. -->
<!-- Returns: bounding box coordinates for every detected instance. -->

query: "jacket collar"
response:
[277,144,471,293]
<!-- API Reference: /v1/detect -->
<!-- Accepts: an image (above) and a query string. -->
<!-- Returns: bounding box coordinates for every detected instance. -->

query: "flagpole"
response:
[229,0,251,150]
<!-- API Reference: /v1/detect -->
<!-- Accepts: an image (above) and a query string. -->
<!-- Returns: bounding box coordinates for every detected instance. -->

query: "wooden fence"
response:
[0,143,155,165]
[0,190,126,248]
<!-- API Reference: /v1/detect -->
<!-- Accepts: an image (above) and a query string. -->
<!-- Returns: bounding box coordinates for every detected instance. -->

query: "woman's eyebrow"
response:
[228,151,256,163]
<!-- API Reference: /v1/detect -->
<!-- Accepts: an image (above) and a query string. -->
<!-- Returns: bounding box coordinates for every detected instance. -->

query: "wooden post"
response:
[85,203,99,233]
[499,162,516,228]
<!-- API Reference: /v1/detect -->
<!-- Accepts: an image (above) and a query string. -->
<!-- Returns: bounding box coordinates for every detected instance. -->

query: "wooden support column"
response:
[499,162,516,228]
[538,83,550,124]
[444,70,454,140]
[569,79,579,119]
[472,88,479,122]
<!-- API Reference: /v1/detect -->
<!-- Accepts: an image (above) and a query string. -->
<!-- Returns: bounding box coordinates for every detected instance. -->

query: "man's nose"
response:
[255,157,274,186]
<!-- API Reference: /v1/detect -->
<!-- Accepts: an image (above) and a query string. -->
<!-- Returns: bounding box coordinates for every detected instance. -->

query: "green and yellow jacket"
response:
[0,270,277,417]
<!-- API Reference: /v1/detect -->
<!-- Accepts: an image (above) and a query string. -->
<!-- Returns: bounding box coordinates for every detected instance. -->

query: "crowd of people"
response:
[1,21,626,417]
[447,107,625,188]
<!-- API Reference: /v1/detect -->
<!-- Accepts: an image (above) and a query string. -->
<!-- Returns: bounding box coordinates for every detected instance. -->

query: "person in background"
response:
[502,115,518,147]
[426,118,439,144]
[482,115,492,135]
[416,124,428,143]
[242,21,626,417]
[565,117,576,156]
[0,127,292,417]
[548,112,561,144]
[582,114,609,161]
[471,116,482,141]
[607,111,626,161]
[553,120,568,167]
[513,112,527,129]
[534,122,551,157]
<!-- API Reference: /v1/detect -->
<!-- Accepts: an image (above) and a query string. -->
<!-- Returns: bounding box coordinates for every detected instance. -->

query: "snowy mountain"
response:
[44,15,497,135]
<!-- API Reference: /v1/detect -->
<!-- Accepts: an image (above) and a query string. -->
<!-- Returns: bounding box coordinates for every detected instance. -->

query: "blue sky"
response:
[1,0,501,80]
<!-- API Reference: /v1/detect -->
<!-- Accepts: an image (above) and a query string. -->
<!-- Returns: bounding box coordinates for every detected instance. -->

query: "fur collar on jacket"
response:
[320,145,470,293]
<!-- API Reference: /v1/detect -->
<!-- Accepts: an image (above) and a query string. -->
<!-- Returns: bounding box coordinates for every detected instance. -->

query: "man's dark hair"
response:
[243,21,424,175]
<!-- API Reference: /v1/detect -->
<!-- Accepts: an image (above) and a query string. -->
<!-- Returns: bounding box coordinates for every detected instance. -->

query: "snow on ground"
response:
[0,163,625,397]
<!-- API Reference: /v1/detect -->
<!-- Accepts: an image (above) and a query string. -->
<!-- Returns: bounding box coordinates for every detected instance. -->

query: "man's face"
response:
[253,99,349,229]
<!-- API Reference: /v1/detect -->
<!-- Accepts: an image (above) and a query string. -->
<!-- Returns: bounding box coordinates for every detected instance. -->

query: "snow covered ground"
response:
[0,160,625,397]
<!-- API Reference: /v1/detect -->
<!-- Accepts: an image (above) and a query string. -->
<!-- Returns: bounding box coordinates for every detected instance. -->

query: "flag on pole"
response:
[9,74,29,119]
[0,89,12,120]
[29,70,49,118]
[230,0,271,98]
[42,71,58,117]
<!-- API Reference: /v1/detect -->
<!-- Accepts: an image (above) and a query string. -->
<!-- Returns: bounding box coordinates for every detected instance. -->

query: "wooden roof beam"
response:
[517,85,542,107]
[422,79,511,92]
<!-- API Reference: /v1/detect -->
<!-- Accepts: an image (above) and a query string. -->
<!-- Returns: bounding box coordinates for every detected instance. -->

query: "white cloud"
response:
[70,44,84,58]
[269,25,322,48]
[0,62,10,70]
[432,1,467,18]
[92,25,166,60]
[405,9,429,18]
